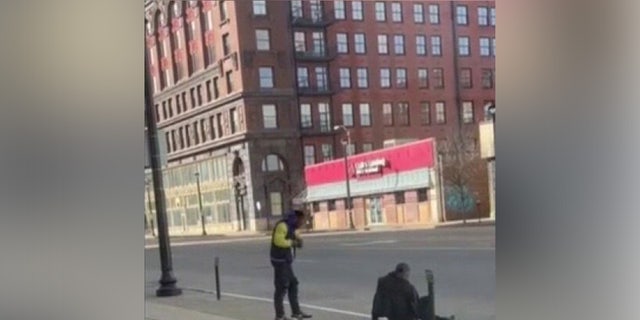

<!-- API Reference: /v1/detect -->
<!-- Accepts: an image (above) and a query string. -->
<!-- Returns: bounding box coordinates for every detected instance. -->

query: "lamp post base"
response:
[156,273,182,297]
[156,285,182,297]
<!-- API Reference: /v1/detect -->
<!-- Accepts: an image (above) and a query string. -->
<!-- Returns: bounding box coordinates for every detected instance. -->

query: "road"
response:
[145,226,495,320]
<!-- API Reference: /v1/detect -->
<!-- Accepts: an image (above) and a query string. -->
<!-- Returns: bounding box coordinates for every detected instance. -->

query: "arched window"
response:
[262,154,285,172]
[200,1,215,66]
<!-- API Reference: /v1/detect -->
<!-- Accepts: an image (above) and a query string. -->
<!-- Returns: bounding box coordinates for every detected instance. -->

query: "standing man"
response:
[270,210,312,320]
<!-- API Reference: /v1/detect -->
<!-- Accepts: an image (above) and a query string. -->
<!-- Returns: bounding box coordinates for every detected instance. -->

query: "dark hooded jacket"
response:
[372,271,420,320]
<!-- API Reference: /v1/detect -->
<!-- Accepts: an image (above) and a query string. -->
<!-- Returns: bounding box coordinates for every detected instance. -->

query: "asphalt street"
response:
[145,226,495,320]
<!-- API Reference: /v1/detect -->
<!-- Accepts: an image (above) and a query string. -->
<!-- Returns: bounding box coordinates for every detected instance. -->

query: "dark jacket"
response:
[270,212,299,264]
[372,271,420,320]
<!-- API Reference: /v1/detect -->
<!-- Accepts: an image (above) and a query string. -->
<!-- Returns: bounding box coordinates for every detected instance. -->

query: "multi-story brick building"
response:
[144,0,495,235]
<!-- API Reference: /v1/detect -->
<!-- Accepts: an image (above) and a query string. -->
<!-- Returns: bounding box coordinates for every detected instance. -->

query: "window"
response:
[458,37,470,56]
[417,188,428,202]
[478,7,489,26]
[304,145,316,165]
[230,108,239,133]
[342,103,354,127]
[319,103,331,132]
[328,200,336,211]
[182,92,188,111]
[334,0,346,20]
[300,103,312,128]
[193,122,200,145]
[165,132,172,153]
[396,68,407,88]
[435,102,446,124]
[253,0,267,16]
[482,69,494,89]
[315,67,329,90]
[263,154,285,172]
[216,114,224,137]
[321,144,333,160]
[433,68,444,88]
[255,29,270,51]
[357,68,368,88]
[375,2,386,21]
[167,99,174,118]
[413,3,424,23]
[339,68,351,88]
[190,88,196,108]
[346,143,356,156]
[394,35,405,55]
[200,119,208,142]
[480,37,491,56]
[205,80,212,102]
[291,0,303,18]
[312,32,326,55]
[391,2,402,22]
[395,192,405,204]
[492,38,496,56]
[294,32,306,52]
[310,0,323,21]
[354,33,366,54]
[196,85,203,106]
[352,1,363,20]
[490,8,496,26]
[213,78,220,98]
[360,103,371,126]
[161,101,167,120]
[462,101,474,124]
[179,127,185,149]
[461,68,472,88]
[456,5,468,25]
[171,130,177,150]
[420,102,430,125]
[431,36,442,56]
[378,35,389,54]
[270,192,283,216]
[226,70,234,93]
[380,68,391,88]
[418,68,429,88]
[362,143,373,152]
[416,35,427,55]
[393,102,408,126]
[383,102,393,126]
[297,67,309,88]
[429,4,439,24]
[222,33,231,56]
[337,33,349,53]
[262,104,277,129]
[259,67,274,88]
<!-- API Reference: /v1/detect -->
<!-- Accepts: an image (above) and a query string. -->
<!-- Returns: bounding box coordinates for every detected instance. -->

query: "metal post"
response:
[335,125,356,230]
[145,180,156,237]
[195,172,207,236]
[426,270,436,320]
[145,35,182,297]
[214,256,221,300]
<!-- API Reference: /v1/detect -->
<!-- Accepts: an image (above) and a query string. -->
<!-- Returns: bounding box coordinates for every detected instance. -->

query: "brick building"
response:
[144,0,495,235]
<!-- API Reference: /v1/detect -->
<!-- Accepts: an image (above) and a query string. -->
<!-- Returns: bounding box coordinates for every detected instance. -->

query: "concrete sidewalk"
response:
[146,288,368,320]
[145,219,495,248]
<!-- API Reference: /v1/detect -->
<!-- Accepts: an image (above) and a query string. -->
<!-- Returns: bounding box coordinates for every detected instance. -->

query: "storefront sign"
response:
[355,158,387,176]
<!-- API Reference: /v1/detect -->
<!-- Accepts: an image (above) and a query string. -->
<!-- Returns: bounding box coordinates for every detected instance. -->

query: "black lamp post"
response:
[145,35,182,297]
[334,125,356,230]
[145,179,156,237]
[195,172,207,236]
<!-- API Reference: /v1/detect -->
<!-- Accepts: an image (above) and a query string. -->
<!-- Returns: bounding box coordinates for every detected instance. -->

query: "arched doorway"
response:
[233,154,248,231]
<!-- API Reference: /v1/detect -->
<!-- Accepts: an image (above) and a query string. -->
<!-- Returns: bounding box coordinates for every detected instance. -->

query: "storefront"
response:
[144,155,235,236]
[304,138,443,230]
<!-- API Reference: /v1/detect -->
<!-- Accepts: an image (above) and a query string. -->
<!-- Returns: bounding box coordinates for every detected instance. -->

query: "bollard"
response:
[425,269,436,320]
[215,256,221,301]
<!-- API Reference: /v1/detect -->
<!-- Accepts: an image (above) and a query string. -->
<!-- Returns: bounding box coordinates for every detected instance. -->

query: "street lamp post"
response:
[334,125,356,230]
[145,179,156,237]
[145,36,182,297]
[195,172,207,236]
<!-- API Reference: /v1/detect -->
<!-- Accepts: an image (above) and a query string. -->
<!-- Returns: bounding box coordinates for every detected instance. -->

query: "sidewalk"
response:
[146,287,368,320]
[145,219,495,247]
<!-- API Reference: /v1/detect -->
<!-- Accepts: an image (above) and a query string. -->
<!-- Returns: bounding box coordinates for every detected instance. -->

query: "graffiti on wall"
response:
[445,186,476,214]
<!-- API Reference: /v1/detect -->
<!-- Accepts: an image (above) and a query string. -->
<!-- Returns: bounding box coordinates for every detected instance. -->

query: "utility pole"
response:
[145,29,182,297]
[195,172,207,236]
[334,125,355,230]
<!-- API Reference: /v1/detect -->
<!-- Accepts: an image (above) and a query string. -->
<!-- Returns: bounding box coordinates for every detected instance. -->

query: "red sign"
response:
[305,139,435,187]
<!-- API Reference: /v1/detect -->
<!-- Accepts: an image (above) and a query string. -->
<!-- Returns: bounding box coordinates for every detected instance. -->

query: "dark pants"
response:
[272,261,301,317]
